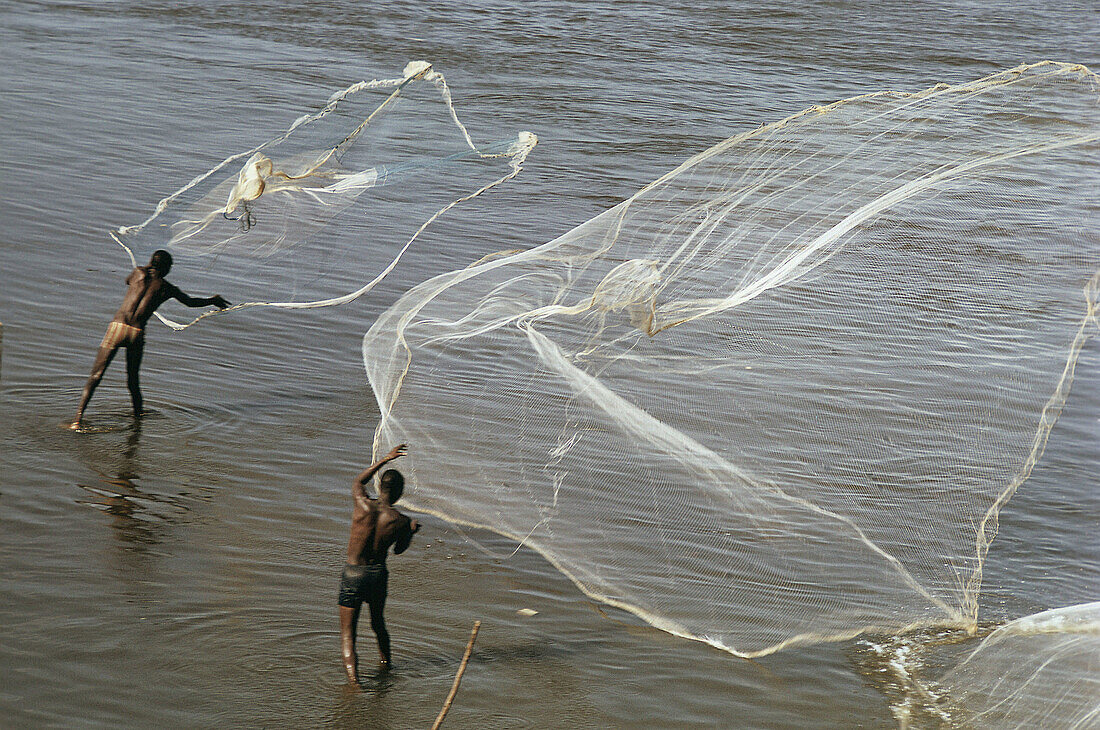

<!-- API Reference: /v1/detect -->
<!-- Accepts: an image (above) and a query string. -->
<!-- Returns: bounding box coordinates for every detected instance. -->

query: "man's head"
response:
[379,469,404,503]
[149,249,173,276]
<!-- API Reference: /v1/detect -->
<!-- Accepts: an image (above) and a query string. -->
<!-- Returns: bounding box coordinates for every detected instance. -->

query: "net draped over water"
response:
[113,61,536,329]
[363,62,1100,657]
[932,603,1100,729]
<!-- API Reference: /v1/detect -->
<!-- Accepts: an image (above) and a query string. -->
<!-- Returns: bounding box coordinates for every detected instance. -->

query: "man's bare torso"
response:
[114,267,177,329]
[346,499,411,565]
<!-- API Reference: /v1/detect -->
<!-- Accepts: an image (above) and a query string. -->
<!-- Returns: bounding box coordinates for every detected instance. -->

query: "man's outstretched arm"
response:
[352,444,407,500]
[172,287,231,309]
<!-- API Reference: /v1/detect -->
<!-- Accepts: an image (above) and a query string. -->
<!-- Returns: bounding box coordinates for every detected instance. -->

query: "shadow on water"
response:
[407,638,575,680]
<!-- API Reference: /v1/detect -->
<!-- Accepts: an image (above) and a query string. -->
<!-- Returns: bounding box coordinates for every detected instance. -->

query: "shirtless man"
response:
[339,443,420,683]
[70,250,229,429]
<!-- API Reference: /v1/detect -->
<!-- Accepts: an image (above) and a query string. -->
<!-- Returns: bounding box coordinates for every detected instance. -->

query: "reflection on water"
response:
[74,422,189,552]
[327,670,401,729]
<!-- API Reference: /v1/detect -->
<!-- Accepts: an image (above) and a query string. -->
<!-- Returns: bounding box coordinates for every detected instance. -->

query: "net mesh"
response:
[933,603,1100,728]
[113,61,536,329]
[363,61,1100,657]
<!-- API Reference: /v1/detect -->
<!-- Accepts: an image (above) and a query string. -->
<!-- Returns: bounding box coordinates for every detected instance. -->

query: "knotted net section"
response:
[113,61,536,329]
[364,62,1099,657]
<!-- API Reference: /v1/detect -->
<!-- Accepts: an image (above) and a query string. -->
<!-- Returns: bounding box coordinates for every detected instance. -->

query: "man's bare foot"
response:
[344,662,359,686]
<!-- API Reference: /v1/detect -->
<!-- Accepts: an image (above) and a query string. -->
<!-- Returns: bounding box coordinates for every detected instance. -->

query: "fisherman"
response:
[339,443,420,683]
[69,249,229,429]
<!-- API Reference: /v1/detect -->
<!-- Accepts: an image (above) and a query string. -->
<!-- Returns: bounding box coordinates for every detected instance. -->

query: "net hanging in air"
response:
[113,61,536,330]
[363,61,1100,658]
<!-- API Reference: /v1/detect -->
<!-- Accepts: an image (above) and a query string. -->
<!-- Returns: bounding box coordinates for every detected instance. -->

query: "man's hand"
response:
[353,444,408,492]
[410,519,421,535]
[212,295,231,309]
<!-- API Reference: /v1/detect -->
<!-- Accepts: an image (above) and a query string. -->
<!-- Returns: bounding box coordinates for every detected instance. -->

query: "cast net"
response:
[363,62,1100,657]
[931,603,1100,729]
[113,61,536,329]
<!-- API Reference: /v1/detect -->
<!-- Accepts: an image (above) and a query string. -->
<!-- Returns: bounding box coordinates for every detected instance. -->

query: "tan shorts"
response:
[100,321,144,350]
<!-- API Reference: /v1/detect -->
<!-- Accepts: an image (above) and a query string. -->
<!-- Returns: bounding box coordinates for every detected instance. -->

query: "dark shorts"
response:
[338,563,388,608]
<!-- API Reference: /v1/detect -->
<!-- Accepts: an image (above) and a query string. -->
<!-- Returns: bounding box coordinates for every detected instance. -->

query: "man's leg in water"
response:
[340,604,362,684]
[368,595,391,666]
[72,346,119,427]
[125,339,145,417]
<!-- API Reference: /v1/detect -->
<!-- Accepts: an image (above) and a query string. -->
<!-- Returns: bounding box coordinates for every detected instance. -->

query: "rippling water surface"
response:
[1,2,1097,727]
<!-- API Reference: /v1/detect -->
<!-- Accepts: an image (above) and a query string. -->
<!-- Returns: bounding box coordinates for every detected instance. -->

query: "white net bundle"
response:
[363,62,1099,657]
[114,61,536,329]
[933,603,1100,728]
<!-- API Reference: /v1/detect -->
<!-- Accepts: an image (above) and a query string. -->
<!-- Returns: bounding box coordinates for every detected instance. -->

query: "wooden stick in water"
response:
[430,620,481,730]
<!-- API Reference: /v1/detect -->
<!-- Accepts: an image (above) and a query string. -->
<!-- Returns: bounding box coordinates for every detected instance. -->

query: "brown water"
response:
[1,2,1097,727]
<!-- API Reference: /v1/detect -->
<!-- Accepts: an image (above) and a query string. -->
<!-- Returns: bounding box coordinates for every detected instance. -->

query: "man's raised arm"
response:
[352,444,407,499]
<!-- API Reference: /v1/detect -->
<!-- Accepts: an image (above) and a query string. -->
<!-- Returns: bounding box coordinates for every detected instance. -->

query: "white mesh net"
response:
[932,603,1100,729]
[113,61,536,329]
[363,62,1100,657]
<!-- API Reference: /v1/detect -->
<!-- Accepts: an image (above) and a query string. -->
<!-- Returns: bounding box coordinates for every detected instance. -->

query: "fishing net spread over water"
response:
[363,62,1100,657]
[113,61,536,329]
[933,603,1100,729]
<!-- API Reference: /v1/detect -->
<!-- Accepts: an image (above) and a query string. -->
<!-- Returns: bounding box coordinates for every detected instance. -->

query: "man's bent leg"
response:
[125,339,145,417]
[340,604,362,684]
[72,346,119,427]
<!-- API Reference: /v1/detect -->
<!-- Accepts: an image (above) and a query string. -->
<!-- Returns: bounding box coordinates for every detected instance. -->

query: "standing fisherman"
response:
[69,249,229,429]
[339,443,420,682]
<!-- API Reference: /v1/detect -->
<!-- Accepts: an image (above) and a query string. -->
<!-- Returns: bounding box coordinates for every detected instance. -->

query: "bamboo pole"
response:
[430,621,481,730]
